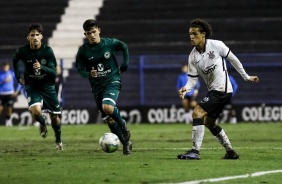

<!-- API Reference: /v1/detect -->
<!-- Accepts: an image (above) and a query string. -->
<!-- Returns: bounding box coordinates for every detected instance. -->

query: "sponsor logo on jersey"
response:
[202,64,216,74]
[34,69,41,75]
[207,51,215,59]
[96,63,111,77]
[104,51,111,59]
[97,63,104,71]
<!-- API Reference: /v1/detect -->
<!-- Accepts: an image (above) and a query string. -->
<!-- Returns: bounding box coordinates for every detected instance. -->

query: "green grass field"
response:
[1,123,282,184]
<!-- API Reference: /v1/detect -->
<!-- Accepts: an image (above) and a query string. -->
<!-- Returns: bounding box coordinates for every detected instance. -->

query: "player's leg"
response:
[182,97,192,123]
[229,108,237,124]
[205,116,239,159]
[0,95,11,126]
[30,104,47,138]
[101,84,132,155]
[177,104,207,160]
[102,84,131,139]
[41,84,62,149]
[102,104,132,155]
[96,92,131,155]
[204,93,239,159]
[26,86,47,138]
[104,116,125,145]
[5,95,17,126]
[49,113,63,150]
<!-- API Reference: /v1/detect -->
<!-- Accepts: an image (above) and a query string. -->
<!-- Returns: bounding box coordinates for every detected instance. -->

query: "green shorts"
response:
[94,82,121,118]
[25,84,61,114]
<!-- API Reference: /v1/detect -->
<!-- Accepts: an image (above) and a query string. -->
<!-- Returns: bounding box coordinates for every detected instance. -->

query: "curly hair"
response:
[190,19,212,38]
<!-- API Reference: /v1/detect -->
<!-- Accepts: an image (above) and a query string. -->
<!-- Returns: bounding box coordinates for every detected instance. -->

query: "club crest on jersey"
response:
[207,51,215,59]
[97,63,104,71]
[200,97,209,103]
[104,51,111,59]
[41,59,47,65]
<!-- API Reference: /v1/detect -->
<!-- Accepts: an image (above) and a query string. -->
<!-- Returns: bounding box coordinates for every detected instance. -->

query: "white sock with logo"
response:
[215,129,233,151]
[192,125,205,151]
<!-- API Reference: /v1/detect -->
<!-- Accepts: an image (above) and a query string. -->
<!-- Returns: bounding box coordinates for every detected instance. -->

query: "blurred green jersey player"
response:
[76,19,132,155]
[12,23,63,150]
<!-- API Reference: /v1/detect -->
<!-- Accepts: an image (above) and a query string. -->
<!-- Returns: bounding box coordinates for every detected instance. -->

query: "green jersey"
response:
[75,38,129,93]
[12,44,57,86]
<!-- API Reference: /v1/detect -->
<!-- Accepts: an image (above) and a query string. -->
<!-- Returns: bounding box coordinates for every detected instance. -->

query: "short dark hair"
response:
[2,62,9,67]
[83,19,99,31]
[190,19,212,38]
[27,23,43,34]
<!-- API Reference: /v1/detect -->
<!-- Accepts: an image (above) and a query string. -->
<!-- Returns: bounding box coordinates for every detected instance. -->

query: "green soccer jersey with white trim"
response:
[12,44,57,86]
[76,38,129,93]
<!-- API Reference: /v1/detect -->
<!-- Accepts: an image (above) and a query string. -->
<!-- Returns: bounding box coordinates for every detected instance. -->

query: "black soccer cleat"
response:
[39,125,48,138]
[177,150,200,160]
[123,141,132,155]
[122,120,131,143]
[222,150,239,159]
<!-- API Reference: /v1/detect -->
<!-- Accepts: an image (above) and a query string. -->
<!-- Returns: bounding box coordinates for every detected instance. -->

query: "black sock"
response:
[210,125,222,136]
[108,122,125,145]
[110,107,126,131]
[6,115,11,120]
[35,115,46,126]
[52,123,61,143]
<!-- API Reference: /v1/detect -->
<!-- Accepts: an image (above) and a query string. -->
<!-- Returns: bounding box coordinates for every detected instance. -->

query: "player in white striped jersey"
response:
[177,19,259,160]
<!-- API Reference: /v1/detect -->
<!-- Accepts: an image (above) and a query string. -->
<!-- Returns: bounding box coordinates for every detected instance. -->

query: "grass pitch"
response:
[0,123,282,184]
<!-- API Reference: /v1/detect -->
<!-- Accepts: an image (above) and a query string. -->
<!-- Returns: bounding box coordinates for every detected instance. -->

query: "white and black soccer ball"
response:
[99,133,120,153]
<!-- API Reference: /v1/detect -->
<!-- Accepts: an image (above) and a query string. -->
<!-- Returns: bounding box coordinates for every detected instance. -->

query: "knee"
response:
[50,114,60,126]
[192,105,207,119]
[204,117,217,130]
[31,110,41,118]
[102,104,114,115]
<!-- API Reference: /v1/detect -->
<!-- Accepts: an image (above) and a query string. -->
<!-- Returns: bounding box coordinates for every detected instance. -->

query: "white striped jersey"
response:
[188,39,234,93]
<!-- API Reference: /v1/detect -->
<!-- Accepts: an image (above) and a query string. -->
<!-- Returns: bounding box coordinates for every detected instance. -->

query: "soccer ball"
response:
[99,133,120,153]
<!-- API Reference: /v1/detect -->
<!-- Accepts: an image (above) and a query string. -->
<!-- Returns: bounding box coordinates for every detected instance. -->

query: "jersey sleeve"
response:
[184,55,199,92]
[12,48,22,83]
[40,47,57,78]
[11,70,22,92]
[216,41,230,58]
[187,55,198,77]
[113,38,129,72]
[75,47,90,78]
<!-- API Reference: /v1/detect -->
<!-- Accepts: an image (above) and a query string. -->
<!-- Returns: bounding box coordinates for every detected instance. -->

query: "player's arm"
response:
[75,48,91,78]
[179,62,199,99]
[12,48,23,84]
[227,51,259,83]
[114,39,129,73]
[39,47,57,78]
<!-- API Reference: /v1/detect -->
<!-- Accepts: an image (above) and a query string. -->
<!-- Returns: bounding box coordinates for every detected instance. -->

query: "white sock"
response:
[192,125,205,151]
[215,129,233,151]
[230,117,237,124]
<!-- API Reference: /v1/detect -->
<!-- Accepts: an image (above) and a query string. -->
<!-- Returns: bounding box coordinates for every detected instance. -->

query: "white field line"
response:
[173,170,282,184]
[134,147,282,150]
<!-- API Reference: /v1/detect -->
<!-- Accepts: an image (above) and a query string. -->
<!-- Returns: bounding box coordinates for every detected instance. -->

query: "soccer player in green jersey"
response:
[75,19,132,155]
[13,23,63,150]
